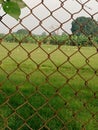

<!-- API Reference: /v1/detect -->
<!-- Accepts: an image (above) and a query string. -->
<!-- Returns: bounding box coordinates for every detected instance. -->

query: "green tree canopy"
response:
[71,16,98,36]
[16,29,29,35]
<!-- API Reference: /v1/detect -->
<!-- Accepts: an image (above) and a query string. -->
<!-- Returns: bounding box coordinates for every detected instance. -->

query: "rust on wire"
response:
[0,0,98,130]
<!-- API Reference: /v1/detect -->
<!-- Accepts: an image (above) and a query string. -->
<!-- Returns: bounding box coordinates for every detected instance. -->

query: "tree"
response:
[71,16,98,36]
[16,29,29,35]
[41,32,47,36]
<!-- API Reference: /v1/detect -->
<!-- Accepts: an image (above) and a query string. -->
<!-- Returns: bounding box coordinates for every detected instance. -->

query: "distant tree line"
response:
[71,16,98,36]
[0,16,98,46]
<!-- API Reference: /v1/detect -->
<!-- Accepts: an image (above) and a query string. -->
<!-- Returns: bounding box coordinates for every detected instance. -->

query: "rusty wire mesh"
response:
[0,0,98,130]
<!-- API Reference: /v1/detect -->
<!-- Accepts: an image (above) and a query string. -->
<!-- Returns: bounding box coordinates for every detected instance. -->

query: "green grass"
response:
[0,43,98,130]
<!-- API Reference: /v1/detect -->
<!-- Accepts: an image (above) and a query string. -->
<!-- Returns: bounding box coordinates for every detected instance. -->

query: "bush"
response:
[1,32,98,46]
[49,35,69,45]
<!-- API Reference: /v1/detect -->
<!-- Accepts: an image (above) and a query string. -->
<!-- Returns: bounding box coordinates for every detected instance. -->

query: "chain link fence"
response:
[0,0,98,130]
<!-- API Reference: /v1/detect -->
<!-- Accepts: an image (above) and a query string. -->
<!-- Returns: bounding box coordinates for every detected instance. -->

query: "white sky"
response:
[0,0,98,34]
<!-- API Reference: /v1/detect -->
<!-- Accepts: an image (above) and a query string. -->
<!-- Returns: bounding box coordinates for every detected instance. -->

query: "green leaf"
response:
[0,0,3,4]
[10,0,26,8]
[0,0,26,8]
[2,1,21,20]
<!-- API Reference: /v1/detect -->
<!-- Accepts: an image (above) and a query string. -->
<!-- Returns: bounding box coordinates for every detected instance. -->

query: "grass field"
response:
[0,43,98,130]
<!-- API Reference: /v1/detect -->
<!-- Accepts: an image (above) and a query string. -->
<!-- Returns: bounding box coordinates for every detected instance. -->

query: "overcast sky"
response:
[0,0,98,34]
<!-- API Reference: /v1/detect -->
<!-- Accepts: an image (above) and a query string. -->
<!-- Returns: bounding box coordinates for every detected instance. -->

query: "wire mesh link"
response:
[0,0,98,130]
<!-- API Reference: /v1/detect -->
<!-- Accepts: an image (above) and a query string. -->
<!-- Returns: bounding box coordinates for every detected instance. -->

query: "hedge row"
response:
[0,33,98,46]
